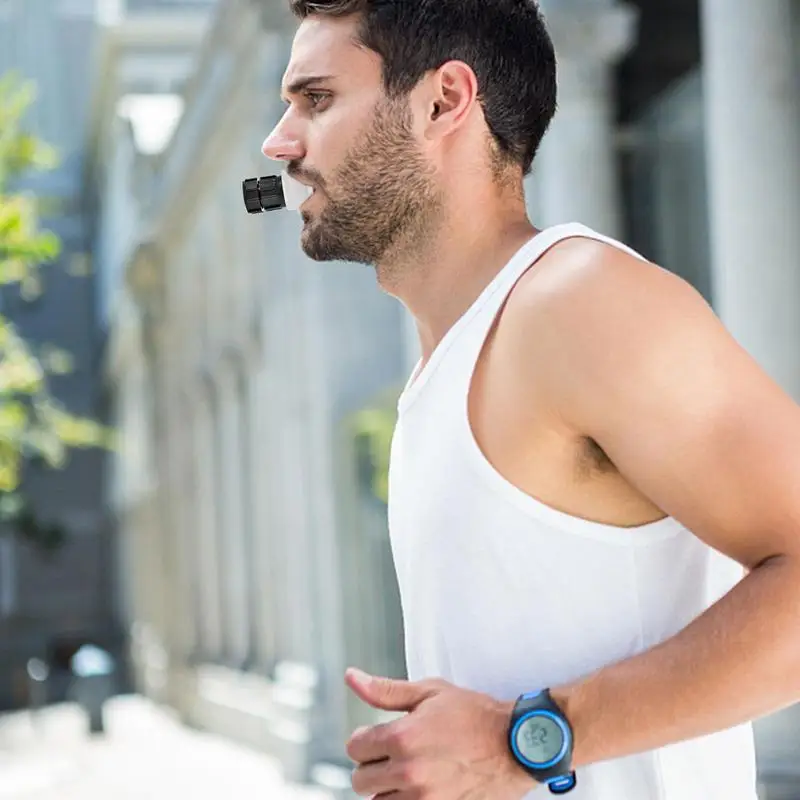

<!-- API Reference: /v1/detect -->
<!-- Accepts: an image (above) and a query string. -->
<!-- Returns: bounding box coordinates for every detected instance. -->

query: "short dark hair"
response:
[289,0,557,176]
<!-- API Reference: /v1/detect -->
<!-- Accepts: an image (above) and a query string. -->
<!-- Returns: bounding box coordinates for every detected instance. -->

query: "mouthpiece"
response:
[242,171,313,214]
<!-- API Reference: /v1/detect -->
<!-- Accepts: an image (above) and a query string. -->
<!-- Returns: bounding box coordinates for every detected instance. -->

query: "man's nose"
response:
[262,119,304,162]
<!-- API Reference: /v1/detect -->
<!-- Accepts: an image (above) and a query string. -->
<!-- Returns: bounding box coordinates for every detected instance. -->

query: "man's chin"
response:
[300,228,339,262]
[297,216,378,264]
[300,234,373,265]
[300,247,332,263]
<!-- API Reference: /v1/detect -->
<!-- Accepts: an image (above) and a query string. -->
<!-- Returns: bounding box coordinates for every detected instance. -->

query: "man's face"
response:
[263,15,441,267]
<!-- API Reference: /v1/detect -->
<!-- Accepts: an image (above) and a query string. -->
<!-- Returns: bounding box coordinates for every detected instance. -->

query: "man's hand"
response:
[344,667,536,799]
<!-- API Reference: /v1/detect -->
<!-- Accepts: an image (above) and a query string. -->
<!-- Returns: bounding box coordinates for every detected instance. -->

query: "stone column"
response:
[247,356,279,671]
[259,227,317,667]
[152,323,199,706]
[177,387,203,662]
[535,0,639,237]
[701,0,800,399]
[216,361,252,666]
[280,262,318,666]
[194,381,224,659]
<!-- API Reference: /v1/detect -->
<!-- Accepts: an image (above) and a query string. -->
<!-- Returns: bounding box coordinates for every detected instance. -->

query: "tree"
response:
[0,71,114,548]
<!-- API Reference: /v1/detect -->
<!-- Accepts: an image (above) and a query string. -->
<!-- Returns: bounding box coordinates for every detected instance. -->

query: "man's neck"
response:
[378,210,538,363]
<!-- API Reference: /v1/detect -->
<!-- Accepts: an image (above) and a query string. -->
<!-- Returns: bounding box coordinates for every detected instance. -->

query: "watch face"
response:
[515,714,565,765]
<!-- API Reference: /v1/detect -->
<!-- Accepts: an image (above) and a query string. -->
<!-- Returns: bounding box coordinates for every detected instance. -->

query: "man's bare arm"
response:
[509,240,800,767]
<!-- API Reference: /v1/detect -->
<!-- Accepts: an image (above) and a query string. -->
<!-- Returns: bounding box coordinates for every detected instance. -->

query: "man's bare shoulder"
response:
[509,235,698,319]
[503,234,718,363]
[497,234,732,432]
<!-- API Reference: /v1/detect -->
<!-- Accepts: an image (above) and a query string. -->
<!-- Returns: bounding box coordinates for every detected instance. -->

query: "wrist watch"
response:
[507,689,577,794]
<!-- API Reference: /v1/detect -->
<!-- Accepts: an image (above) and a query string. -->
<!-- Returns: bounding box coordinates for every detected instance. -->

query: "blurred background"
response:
[0,0,798,798]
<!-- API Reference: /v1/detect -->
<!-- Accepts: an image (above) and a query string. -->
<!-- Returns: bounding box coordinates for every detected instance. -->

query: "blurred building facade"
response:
[84,0,217,664]
[89,0,800,798]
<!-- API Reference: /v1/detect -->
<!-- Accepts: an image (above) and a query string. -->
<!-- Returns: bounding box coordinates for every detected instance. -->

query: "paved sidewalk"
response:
[0,695,335,800]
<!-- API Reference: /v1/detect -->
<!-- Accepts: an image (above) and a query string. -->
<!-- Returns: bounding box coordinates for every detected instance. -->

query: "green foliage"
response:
[0,71,115,544]
[348,388,401,505]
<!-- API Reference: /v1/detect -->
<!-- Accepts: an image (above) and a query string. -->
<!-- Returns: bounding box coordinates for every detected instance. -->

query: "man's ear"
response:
[422,60,479,138]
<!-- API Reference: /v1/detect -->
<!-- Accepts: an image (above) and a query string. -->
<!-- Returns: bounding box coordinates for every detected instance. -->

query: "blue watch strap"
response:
[548,773,577,794]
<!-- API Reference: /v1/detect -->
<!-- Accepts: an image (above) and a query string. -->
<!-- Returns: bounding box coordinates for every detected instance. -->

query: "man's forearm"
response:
[551,554,800,768]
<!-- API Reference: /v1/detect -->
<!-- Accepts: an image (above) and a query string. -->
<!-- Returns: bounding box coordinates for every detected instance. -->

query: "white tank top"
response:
[387,223,758,800]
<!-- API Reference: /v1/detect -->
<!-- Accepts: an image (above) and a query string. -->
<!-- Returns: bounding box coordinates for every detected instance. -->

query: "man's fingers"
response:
[345,668,443,713]
[351,758,392,797]
[351,758,427,798]
[346,720,402,764]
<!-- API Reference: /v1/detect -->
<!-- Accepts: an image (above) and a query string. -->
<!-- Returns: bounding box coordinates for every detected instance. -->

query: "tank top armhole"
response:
[455,225,684,543]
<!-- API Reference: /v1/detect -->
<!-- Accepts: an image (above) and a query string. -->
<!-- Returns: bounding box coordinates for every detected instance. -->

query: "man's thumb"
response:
[345,668,433,712]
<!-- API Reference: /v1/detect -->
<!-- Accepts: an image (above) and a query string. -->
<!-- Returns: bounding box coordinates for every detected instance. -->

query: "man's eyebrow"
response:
[281,74,336,102]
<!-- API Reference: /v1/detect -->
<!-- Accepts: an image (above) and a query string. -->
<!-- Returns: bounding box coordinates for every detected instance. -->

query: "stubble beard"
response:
[300,97,443,277]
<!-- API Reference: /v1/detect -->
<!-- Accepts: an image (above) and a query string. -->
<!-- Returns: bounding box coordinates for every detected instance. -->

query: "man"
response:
[261,1,800,798]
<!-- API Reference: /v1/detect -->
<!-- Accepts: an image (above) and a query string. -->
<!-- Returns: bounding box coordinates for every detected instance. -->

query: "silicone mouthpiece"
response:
[282,171,314,210]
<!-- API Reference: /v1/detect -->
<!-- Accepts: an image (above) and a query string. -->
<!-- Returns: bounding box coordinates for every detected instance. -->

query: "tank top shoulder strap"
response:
[465,221,647,341]
[398,223,646,412]
[444,223,648,398]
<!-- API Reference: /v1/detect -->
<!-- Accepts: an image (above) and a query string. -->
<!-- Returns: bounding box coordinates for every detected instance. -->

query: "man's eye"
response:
[305,92,330,109]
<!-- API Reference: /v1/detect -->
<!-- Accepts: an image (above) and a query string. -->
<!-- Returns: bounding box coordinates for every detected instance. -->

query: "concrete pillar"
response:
[194,384,224,658]
[177,389,202,661]
[217,362,252,665]
[303,262,351,753]
[153,330,199,705]
[236,365,259,669]
[126,309,172,702]
[254,226,297,670]
[281,267,318,666]
[261,242,316,666]
[535,1,638,237]
[248,358,279,671]
[262,353,295,665]
[701,0,800,399]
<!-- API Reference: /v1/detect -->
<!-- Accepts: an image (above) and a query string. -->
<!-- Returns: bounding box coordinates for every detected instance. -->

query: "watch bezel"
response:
[510,709,571,769]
